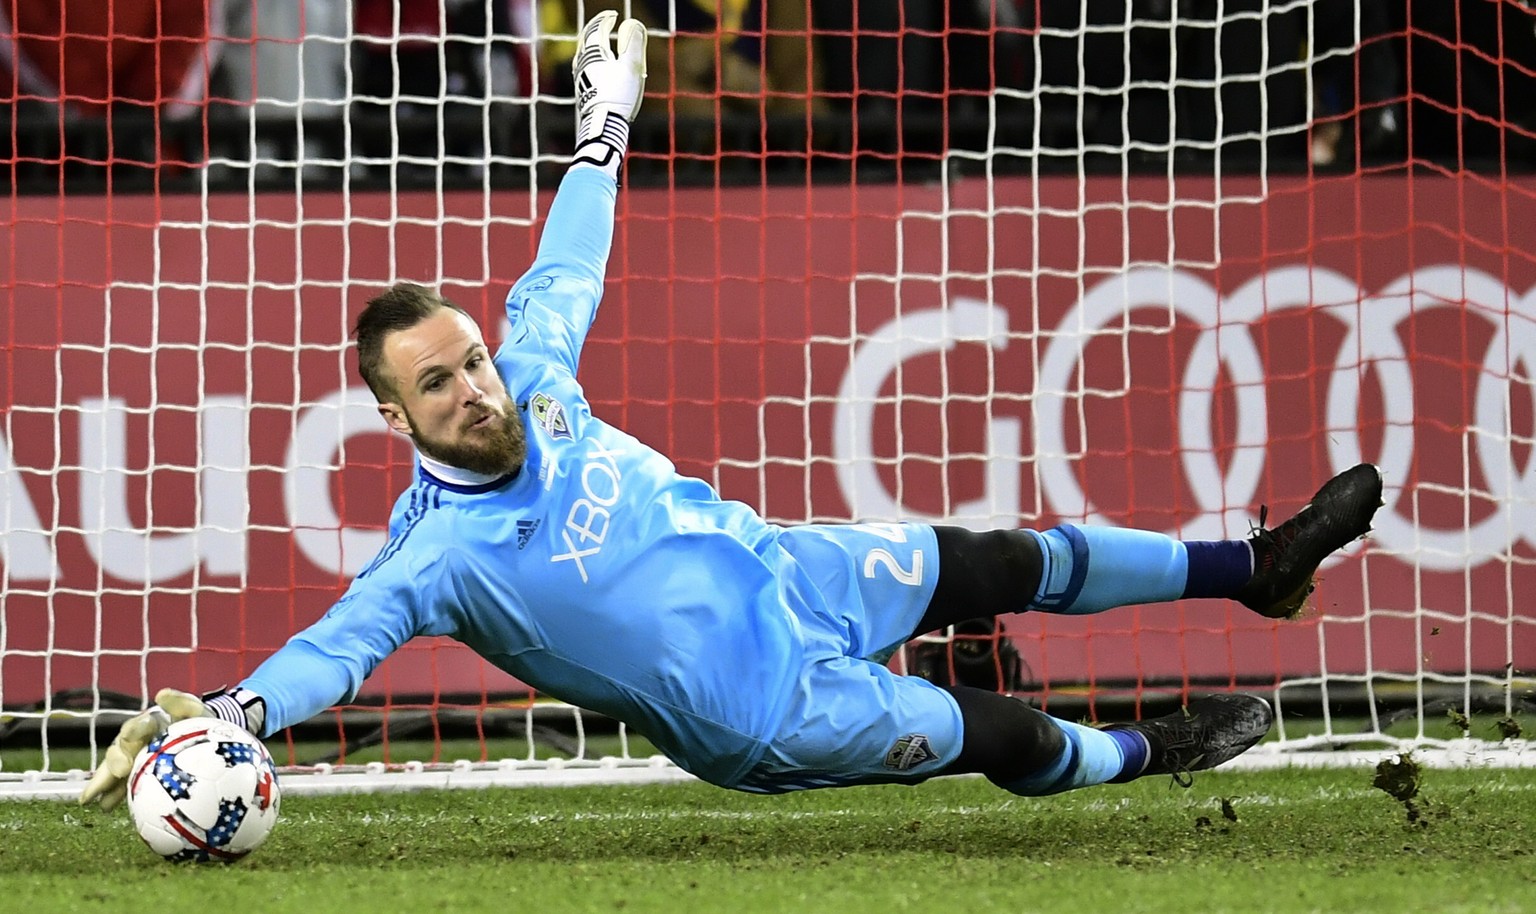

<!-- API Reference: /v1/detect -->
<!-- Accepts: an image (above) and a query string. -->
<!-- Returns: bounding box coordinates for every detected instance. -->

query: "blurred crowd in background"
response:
[0,0,1533,191]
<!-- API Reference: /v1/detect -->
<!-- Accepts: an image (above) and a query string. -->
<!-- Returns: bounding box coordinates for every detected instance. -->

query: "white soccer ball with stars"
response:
[125,716,281,863]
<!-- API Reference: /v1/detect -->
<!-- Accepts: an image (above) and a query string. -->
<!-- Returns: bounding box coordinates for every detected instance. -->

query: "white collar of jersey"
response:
[416,450,506,488]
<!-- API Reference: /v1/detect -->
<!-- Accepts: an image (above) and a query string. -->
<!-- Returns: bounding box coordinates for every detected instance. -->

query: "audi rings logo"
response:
[832,264,1535,572]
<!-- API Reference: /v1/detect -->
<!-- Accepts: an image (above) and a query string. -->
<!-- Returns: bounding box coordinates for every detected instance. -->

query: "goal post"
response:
[2,2,1534,798]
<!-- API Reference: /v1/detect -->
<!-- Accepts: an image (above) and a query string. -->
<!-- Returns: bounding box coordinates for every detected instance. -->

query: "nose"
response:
[458,372,486,405]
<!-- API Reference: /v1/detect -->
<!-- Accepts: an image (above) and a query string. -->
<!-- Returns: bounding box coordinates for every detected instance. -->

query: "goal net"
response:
[2,1,1534,797]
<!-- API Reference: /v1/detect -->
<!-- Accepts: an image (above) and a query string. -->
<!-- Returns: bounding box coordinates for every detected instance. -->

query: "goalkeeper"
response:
[80,12,1383,811]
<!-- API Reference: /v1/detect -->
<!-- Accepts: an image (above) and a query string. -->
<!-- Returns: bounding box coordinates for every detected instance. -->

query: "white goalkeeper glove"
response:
[78,686,266,812]
[572,10,647,179]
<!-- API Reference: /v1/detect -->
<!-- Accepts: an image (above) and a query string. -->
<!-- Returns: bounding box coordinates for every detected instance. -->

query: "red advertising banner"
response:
[2,174,1533,707]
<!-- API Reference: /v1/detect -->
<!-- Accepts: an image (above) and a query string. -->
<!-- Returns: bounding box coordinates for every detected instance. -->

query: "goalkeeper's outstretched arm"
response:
[504,11,647,371]
[79,536,431,810]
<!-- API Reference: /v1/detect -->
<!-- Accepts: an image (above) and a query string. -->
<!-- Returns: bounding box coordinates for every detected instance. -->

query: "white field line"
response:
[1220,743,1536,771]
[177,779,1536,831]
[10,780,1536,834]
[4,745,1533,802]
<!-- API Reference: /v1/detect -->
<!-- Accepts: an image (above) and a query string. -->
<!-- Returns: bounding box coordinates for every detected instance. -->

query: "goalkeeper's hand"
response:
[78,686,266,811]
[571,10,648,176]
[77,688,210,812]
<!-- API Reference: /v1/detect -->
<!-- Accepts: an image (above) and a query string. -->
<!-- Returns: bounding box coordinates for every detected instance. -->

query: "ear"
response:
[378,402,411,436]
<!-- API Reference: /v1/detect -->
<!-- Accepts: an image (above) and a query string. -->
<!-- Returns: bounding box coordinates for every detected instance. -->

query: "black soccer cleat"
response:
[1235,463,1384,620]
[1106,693,1274,787]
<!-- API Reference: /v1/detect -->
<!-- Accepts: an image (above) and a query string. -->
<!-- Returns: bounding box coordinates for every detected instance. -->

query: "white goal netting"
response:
[1,2,1532,798]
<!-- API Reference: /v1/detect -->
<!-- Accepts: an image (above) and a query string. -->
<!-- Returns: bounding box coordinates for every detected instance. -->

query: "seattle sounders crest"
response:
[530,393,572,440]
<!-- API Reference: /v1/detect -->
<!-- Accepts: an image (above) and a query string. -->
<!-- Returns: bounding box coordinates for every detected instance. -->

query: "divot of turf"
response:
[1372,752,1429,827]
[1372,753,1421,803]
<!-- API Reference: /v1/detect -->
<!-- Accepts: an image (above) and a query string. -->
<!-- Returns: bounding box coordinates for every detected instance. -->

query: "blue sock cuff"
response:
[1029,525,1089,611]
[1105,728,1151,783]
[997,719,1137,797]
[1181,540,1255,600]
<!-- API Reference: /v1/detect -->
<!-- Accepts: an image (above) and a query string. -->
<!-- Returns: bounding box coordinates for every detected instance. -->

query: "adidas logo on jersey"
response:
[516,519,541,549]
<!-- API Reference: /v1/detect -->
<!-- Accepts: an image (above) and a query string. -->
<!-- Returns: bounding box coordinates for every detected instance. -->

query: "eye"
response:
[425,376,447,392]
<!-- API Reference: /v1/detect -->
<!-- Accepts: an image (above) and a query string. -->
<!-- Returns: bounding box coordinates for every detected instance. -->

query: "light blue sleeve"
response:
[239,520,454,738]
[503,165,618,374]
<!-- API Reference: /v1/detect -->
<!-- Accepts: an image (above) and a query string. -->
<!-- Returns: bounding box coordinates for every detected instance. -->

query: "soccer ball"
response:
[125,717,281,863]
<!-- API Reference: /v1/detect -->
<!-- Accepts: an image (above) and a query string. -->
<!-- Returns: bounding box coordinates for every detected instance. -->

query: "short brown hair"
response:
[354,282,471,401]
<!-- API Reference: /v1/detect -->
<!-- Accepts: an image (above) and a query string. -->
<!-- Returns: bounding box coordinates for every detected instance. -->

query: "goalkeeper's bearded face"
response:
[377,309,527,477]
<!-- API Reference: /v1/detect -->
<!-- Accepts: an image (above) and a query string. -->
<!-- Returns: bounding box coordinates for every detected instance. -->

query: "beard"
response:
[408,395,527,478]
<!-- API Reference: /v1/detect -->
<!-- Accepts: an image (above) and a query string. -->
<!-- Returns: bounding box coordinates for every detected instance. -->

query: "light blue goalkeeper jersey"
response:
[240,167,805,787]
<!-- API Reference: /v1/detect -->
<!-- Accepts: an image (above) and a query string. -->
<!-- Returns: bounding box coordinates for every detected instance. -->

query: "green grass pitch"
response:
[3,767,1534,914]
